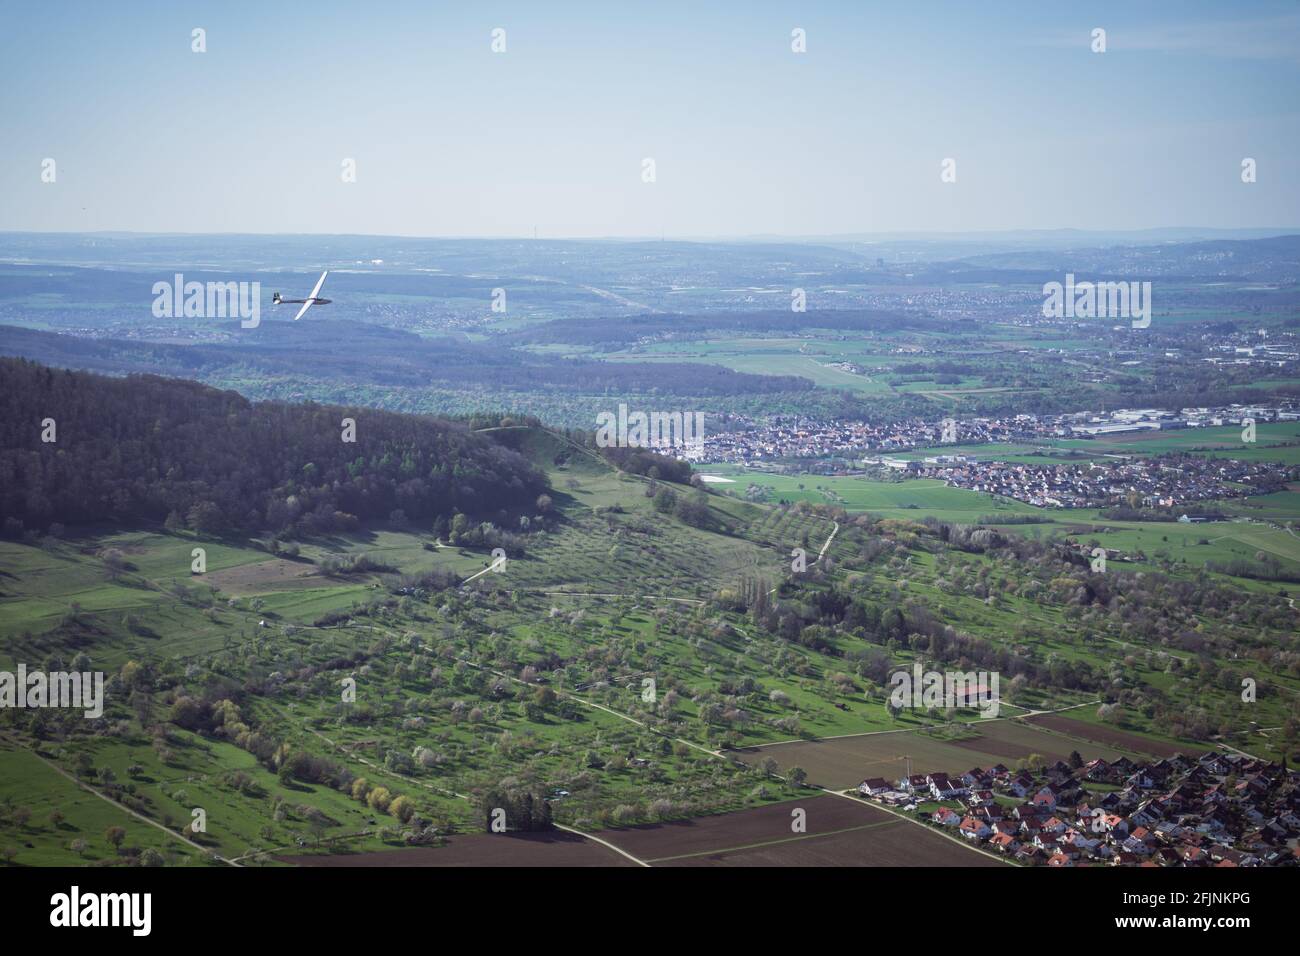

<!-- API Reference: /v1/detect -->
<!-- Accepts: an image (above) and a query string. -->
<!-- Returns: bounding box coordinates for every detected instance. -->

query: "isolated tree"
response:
[653,487,678,514]
[389,795,416,823]
[101,548,127,581]
[104,826,126,851]
[119,660,142,690]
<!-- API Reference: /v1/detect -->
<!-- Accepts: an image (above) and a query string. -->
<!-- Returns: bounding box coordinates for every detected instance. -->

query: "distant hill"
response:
[928,234,1300,283]
[0,358,548,535]
[0,322,811,395]
[502,308,949,348]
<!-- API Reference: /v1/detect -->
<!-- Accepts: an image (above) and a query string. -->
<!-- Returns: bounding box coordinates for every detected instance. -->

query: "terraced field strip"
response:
[519,589,705,605]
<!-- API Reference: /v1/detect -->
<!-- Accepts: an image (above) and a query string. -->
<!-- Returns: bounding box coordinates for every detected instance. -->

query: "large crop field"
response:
[591,795,1004,867]
[279,795,1004,867]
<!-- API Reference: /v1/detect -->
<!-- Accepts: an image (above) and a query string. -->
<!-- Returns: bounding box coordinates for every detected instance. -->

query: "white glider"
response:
[272,270,331,321]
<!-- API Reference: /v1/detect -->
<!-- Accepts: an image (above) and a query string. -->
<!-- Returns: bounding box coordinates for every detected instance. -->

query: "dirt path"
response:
[554,823,650,867]
[818,520,839,561]
[1,734,236,866]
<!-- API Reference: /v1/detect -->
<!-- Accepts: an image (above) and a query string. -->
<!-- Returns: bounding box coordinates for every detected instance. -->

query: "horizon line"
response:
[1,226,1298,244]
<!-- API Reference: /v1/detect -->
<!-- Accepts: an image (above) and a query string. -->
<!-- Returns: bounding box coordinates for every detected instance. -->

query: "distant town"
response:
[675,403,1300,509]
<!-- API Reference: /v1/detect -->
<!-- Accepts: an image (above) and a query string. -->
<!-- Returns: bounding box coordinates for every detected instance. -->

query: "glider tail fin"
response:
[272,292,282,304]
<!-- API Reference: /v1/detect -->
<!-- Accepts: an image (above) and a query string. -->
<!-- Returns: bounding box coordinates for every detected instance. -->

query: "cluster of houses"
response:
[690,413,1069,466]
[681,401,1300,472]
[859,751,1300,866]
[915,452,1292,509]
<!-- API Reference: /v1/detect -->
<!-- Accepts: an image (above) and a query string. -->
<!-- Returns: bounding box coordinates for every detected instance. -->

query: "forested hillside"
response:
[0,358,547,535]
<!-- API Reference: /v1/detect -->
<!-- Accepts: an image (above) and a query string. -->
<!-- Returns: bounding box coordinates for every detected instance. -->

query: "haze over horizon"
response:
[2,0,1298,238]
[3,226,1300,243]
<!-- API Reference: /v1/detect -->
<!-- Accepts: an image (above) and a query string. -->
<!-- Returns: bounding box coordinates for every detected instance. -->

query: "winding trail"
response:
[554,823,651,867]
[0,734,237,866]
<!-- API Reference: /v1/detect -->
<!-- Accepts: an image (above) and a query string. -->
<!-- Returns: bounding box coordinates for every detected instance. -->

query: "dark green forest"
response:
[0,358,548,535]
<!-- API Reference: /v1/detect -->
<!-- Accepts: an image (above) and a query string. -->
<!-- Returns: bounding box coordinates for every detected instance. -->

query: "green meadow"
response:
[704,469,1042,521]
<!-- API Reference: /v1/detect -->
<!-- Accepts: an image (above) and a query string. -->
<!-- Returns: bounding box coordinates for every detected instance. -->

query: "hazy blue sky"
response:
[2,0,1297,237]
